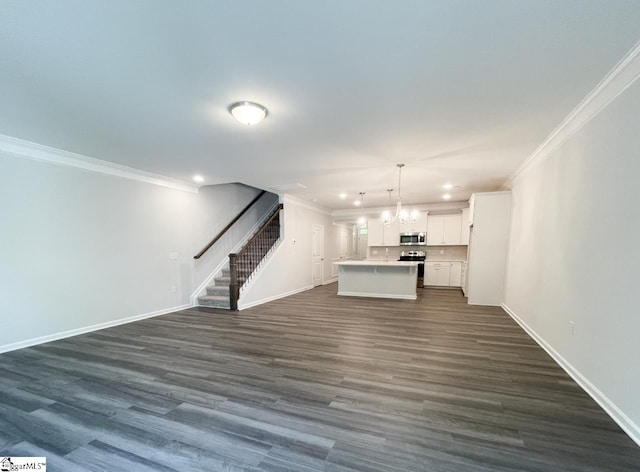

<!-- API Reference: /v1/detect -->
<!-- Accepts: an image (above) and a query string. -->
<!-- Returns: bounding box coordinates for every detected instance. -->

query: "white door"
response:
[312,224,324,287]
[339,227,349,258]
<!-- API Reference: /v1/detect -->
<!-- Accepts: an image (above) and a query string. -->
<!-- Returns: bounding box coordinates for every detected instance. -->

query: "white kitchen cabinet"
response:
[460,208,470,245]
[427,214,462,246]
[426,216,444,246]
[383,218,400,246]
[466,192,511,306]
[425,262,451,286]
[398,212,428,234]
[449,262,462,287]
[461,262,468,296]
[367,218,384,246]
[367,218,400,246]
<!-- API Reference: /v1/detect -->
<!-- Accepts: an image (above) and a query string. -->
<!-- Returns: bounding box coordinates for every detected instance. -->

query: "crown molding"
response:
[281,194,332,215]
[504,39,640,188]
[0,134,199,193]
[331,201,467,221]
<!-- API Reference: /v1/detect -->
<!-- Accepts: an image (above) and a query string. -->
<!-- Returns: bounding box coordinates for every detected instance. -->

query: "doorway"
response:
[312,224,324,287]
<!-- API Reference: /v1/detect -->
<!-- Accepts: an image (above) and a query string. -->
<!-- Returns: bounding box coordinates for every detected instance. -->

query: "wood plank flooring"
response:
[1,285,639,471]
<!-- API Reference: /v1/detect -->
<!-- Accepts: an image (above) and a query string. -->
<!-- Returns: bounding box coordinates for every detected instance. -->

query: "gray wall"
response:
[0,154,275,350]
[503,79,640,439]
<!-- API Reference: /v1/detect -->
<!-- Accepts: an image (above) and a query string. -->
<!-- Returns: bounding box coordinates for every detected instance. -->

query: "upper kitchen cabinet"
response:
[426,214,462,246]
[398,212,428,234]
[367,218,400,246]
[460,208,470,245]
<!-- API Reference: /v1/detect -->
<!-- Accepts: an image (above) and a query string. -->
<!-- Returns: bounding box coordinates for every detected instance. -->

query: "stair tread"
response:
[198,295,228,301]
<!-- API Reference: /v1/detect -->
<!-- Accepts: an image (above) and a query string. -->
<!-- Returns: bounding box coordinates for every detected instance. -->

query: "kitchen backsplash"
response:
[424,246,468,261]
[368,245,467,261]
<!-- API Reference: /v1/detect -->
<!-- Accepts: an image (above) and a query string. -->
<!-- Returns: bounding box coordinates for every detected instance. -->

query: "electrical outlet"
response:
[569,321,575,335]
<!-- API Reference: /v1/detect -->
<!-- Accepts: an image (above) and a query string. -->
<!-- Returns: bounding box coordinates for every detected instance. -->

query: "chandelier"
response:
[382,164,419,225]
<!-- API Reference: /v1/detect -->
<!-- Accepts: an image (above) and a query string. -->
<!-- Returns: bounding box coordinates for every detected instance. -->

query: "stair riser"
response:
[206,286,230,296]
[198,300,230,309]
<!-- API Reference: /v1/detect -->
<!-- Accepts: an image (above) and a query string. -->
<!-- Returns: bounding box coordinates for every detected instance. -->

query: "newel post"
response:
[229,253,239,311]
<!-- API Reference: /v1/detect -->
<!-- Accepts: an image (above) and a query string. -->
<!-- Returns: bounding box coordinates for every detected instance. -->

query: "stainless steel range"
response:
[398,250,426,287]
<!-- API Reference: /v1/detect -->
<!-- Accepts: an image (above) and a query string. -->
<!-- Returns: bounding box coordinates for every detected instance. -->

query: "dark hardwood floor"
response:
[1,285,639,471]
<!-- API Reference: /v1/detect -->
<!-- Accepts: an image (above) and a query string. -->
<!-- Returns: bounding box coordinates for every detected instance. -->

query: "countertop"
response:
[335,260,419,267]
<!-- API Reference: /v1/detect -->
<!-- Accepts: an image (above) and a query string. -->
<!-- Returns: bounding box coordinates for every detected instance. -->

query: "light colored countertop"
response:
[335,260,419,267]
[425,259,467,263]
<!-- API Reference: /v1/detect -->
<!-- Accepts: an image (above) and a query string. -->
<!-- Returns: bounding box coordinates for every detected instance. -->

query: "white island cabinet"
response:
[335,260,419,300]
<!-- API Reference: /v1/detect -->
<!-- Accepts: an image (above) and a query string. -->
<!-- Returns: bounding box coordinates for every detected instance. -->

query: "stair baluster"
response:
[227,204,283,310]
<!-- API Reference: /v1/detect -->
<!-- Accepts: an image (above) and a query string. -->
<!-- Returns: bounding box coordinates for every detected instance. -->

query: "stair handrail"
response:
[234,203,283,257]
[229,203,283,310]
[193,190,267,260]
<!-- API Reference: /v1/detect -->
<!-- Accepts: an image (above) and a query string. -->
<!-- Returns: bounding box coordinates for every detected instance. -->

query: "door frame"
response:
[312,224,324,287]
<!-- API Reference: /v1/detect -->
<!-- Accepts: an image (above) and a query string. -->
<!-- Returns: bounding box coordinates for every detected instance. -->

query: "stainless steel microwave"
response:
[400,232,426,246]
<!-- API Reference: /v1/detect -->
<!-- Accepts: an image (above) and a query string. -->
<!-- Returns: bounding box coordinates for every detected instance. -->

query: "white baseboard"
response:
[322,277,337,285]
[0,303,193,354]
[238,285,313,310]
[338,291,417,300]
[502,303,640,447]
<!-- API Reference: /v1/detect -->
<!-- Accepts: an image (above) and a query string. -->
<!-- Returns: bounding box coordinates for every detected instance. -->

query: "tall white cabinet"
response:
[466,192,511,306]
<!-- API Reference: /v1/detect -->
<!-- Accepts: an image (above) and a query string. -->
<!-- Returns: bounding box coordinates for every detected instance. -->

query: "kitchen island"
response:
[335,260,419,300]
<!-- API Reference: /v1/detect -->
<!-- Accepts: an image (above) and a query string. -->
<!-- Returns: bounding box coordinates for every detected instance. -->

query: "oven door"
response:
[417,262,424,287]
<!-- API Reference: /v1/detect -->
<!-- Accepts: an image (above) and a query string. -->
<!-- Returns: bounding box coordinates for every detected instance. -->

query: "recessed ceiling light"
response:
[443,183,453,190]
[339,193,347,199]
[228,101,268,125]
[193,175,204,183]
[354,200,361,206]
[443,194,451,200]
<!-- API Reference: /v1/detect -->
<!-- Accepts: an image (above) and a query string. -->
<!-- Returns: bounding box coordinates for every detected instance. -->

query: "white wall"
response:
[0,154,274,351]
[238,195,341,309]
[503,80,640,441]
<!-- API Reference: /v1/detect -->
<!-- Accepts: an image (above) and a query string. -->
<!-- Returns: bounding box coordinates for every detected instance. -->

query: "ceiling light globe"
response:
[229,101,268,125]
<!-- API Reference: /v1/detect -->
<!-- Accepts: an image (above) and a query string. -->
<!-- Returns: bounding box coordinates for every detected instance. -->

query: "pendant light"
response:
[382,164,418,225]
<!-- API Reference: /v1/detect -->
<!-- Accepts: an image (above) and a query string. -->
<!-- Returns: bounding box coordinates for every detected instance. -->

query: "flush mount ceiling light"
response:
[193,174,204,183]
[443,194,451,200]
[228,101,268,125]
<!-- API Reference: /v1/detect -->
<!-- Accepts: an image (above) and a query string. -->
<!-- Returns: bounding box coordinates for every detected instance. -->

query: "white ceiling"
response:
[1,1,639,209]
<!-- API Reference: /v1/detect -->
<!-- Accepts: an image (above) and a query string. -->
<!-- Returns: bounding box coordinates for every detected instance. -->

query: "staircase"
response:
[196,203,283,310]
[197,267,232,309]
